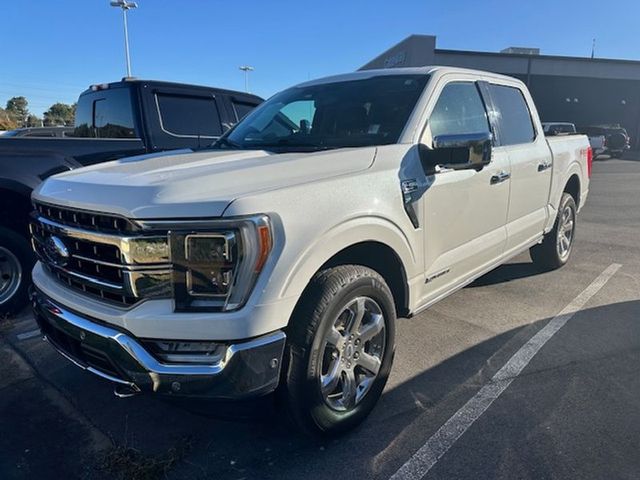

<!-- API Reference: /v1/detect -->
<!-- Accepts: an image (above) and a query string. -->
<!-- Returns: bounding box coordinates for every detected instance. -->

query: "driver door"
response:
[419,80,510,305]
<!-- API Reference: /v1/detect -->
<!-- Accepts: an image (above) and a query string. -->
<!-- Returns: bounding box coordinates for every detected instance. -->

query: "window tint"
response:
[232,101,257,121]
[489,84,535,146]
[72,95,94,138]
[157,93,222,137]
[72,88,136,138]
[94,90,136,138]
[429,82,490,139]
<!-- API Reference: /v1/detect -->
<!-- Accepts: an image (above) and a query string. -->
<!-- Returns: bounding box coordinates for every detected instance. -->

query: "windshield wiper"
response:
[211,137,242,150]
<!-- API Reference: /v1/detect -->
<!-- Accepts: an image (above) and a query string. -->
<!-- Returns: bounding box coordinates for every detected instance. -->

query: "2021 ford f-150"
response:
[30,67,591,434]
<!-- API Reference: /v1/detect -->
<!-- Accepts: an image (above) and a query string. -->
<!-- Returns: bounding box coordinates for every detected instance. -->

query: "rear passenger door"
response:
[488,83,551,254]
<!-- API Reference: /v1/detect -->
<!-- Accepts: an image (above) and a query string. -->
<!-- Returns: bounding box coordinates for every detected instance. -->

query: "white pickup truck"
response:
[30,67,591,434]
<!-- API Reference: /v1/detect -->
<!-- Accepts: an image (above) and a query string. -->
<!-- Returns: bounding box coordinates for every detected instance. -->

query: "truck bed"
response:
[546,134,591,213]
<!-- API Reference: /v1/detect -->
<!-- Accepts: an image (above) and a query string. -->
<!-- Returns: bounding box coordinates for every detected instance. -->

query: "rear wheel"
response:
[281,265,396,435]
[0,227,34,316]
[530,192,576,270]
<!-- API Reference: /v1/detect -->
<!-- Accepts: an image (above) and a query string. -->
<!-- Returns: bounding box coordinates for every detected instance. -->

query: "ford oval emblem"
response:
[45,236,70,267]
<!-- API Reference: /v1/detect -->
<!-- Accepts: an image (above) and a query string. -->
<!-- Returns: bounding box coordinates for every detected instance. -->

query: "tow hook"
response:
[113,384,140,398]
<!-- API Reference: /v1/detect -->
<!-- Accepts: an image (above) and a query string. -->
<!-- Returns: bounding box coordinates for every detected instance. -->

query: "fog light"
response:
[144,339,225,364]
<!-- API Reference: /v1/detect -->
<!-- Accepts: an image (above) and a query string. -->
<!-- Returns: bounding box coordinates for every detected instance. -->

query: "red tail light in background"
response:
[587,146,593,178]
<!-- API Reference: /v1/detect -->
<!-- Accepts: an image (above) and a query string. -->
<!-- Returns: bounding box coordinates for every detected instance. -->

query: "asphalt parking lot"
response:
[1,154,639,480]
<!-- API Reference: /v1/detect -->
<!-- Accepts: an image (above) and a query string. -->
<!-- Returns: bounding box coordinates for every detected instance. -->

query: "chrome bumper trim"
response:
[32,290,286,398]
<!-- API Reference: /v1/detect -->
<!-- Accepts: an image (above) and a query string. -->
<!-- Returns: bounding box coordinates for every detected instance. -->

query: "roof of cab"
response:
[294,66,523,88]
[78,79,263,102]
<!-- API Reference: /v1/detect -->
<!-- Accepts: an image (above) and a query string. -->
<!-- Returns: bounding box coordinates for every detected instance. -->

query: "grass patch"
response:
[96,437,192,480]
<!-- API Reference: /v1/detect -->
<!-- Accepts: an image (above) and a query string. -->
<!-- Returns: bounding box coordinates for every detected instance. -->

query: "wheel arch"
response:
[564,174,581,208]
[278,218,418,318]
[318,241,410,317]
[0,182,33,236]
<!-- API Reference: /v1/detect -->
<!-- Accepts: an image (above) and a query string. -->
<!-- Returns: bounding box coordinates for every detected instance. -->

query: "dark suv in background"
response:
[0,79,262,314]
[578,125,631,157]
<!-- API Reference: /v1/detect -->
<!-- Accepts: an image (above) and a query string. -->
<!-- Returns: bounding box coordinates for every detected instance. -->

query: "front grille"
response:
[31,202,171,308]
[35,202,138,233]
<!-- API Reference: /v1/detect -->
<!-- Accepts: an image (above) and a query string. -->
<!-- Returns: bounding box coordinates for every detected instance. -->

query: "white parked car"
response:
[30,67,591,434]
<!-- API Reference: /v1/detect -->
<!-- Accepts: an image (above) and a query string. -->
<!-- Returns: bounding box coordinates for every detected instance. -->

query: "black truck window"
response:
[72,88,137,138]
[156,93,222,137]
[232,101,257,121]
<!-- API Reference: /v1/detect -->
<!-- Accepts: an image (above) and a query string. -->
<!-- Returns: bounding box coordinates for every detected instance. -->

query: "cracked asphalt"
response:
[1,154,639,480]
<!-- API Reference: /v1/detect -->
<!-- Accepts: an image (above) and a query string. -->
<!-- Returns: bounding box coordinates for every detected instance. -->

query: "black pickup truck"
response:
[0,79,262,314]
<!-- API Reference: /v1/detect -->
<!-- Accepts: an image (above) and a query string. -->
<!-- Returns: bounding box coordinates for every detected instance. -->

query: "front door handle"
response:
[538,162,552,172]
[490,171,511,185]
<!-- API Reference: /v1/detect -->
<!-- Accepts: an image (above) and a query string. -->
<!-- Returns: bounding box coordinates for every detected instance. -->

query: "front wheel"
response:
[0,227,34,316]
[281,265,396,435]
[530,192,577,270]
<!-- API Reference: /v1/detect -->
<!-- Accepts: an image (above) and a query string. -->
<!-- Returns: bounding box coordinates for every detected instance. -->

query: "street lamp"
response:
[239,65,254,93]
[110,0,138,78]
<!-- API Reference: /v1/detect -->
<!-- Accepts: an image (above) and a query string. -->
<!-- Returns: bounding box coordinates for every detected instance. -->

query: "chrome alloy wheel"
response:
[0,246,22,306]
[319,296,386,411]
[556,204,575,260]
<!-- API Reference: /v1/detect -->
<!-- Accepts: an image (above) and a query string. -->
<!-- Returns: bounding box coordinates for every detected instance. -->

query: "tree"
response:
[43,102,76,126]
[6,96,29,126]
[26,114,41,128]
[0,108,18,130]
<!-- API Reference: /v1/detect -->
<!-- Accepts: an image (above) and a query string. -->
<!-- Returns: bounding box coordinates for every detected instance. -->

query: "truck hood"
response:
[34,147,376,218]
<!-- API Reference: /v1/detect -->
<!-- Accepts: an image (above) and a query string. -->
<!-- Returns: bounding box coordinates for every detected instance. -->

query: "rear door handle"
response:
[538,162,552,172]
[490,171,511,184]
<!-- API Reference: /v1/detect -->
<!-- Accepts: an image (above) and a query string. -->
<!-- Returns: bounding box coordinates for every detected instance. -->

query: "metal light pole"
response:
[110,0,138,78]
[239,66,254,93]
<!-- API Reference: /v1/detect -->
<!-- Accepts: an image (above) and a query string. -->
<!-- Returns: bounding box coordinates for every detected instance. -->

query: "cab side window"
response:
[489,84,536,146]
[156,93,222,138]
[429,82,491,139]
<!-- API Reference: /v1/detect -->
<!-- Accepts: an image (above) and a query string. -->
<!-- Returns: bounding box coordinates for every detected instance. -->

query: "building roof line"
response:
[435,48,640,66]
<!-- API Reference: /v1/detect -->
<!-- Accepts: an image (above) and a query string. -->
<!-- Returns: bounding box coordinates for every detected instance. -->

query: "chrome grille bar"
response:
[30,206,173,308]
[32,215,170,265]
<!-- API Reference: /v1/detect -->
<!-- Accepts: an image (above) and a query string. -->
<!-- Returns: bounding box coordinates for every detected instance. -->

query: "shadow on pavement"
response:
[2,296,640,479]
[468,261,548,288]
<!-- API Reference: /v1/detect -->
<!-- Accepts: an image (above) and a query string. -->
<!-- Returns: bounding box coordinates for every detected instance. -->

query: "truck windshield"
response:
[71,87,137,139]
[217,75,429,152]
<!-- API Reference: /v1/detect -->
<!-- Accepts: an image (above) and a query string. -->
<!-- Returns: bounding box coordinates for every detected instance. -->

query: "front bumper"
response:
[31,289,286,399]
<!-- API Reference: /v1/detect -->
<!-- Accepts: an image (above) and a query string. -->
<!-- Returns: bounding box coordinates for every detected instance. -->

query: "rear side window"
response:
[232,101,257,121]
[156,93,222,137]
[489,84,536,146]
[429,82,490,139]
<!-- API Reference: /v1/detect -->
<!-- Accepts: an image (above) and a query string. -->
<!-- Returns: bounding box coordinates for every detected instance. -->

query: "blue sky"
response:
[3,0,640,116]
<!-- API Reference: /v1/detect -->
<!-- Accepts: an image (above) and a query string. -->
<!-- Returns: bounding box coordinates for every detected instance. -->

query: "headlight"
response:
[168,215,272,312]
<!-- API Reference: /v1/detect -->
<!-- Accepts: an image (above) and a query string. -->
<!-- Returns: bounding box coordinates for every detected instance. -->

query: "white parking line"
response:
[390,263,622,480]
[16,329,42,341]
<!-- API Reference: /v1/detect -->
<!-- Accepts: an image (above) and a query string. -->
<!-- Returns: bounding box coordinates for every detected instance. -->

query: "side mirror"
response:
[420,132,493,174]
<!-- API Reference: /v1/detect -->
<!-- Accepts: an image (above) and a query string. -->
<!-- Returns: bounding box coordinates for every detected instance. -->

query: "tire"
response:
[280,265,396,436]
[0,227,34,316]
[530,192,577,270]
